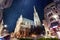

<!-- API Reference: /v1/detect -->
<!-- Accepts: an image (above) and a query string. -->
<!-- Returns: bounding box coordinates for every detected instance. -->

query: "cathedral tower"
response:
[34,6,41,26]
[14,14,23,33]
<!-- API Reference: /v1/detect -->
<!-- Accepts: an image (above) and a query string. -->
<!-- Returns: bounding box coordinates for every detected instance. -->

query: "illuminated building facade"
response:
[14,6,41,38]
[44,0,60,38]
[34,6,41,26]
[14,14,34,33]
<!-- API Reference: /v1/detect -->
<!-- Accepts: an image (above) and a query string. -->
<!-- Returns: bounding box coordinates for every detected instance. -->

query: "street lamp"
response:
[4,25,7,28]
[42,24,44,26]
[3,25,8,32]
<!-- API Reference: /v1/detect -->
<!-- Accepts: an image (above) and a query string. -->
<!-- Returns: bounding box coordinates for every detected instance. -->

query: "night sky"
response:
[3,0,53,32]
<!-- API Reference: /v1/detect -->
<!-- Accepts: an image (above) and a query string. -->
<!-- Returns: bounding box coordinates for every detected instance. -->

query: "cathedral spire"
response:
[14,14,23,33]
[34,6,41,26]
[20,14,23,20]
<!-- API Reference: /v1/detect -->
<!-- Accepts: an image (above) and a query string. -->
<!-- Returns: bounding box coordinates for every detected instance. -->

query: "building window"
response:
[55,11,58,13]
[47,31,49,34]
[21,22,25,25]
[59,15,60,19]
[47,8,49,9]
[48,13,53,17]
[50,18,55,22]
[53,8,56,10]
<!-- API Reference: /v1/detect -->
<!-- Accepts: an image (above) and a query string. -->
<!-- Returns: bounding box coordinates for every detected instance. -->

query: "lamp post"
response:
[4,25,7,28]
[3,24,8,34]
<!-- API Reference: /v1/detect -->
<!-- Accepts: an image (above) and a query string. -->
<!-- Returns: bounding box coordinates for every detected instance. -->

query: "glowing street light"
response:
[4,25,7,28]
[42,24,44,26]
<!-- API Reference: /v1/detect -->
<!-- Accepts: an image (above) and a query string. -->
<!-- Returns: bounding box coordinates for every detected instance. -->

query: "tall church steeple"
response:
[19,14,23,23]
[34,6,41,26]
[14,14,23,33]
